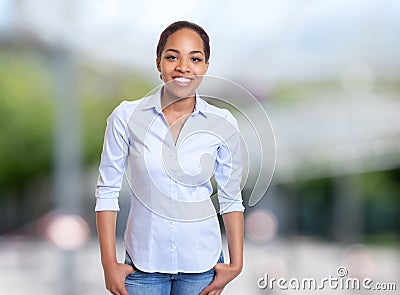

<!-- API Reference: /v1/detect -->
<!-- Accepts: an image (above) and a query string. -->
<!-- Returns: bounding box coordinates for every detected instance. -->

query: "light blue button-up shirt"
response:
[95,89,244,273]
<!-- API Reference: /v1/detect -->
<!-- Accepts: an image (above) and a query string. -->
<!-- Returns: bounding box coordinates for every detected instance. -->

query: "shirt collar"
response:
[142,87,208,117]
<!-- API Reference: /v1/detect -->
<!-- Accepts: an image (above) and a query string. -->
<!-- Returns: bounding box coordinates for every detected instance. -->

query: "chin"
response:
[165,81,199,100]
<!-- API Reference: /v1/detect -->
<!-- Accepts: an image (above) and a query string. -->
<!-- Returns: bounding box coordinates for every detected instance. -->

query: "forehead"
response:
[164,29,204,51]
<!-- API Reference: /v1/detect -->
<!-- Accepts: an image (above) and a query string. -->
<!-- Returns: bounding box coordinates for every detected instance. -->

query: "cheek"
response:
[193,64,208,75]
[159,63,168,73]
[204,63,209,73]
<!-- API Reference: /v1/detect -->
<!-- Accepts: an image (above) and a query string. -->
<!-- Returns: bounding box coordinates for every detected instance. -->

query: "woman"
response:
[95,21,244,295]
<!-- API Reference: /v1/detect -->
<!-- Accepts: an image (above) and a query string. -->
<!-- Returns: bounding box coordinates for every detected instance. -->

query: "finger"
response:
[213,263,222,271]
[118,285,129,295]
[200,283,216,295]
[199,286,210,295]
[123,264,135,275]
[208,289,222,295]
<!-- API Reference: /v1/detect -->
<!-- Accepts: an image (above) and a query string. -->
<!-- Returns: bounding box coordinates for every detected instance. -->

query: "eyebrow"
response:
[165,49,204,56]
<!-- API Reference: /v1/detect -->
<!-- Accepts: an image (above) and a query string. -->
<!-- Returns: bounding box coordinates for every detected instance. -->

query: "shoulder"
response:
[200,97,239,128]
[107,95,152,124]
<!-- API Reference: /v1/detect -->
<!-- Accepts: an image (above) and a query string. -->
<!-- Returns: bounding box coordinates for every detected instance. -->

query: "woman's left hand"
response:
[199,263,242,295]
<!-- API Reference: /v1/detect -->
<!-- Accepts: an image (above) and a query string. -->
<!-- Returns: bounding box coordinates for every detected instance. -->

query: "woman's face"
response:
[157,28,209,99]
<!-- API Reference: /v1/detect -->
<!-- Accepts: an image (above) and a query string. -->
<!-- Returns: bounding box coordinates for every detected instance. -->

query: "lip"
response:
[172,76,194,86]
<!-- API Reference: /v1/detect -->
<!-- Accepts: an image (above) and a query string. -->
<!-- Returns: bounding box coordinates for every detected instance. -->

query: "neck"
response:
[161,87,196,114]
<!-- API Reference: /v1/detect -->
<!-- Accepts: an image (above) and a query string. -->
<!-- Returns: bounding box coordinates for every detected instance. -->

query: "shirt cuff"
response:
[219,201,245,215]
[95,197,120,212]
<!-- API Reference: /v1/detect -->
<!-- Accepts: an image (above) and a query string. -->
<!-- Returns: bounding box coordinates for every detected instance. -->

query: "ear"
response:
[156,58,161,72]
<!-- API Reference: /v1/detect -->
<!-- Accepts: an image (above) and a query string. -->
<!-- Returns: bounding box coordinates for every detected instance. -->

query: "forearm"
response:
[222,211,244,272]
[200,211,244,295]
[96,211,118,267]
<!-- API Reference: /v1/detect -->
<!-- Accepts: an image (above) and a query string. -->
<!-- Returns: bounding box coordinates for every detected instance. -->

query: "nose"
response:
[176,58,190,73]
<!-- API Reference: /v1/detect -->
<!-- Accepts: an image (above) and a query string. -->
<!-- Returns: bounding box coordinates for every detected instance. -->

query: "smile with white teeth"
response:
[174,77,191,83]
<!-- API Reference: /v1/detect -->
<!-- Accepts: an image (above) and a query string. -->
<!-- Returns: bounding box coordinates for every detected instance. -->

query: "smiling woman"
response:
[95,21,244,295]
[157,26,209,115]
[157,28,209,144]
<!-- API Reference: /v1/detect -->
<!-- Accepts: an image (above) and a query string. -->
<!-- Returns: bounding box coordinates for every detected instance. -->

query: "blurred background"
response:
[0,0,399,294]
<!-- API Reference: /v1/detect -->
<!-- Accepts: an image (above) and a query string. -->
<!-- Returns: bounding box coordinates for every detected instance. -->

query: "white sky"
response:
[3,0,400,82]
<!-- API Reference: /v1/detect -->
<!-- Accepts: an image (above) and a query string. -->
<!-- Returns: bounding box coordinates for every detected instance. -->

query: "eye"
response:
[191,57,203,62]
[165,55,178,61]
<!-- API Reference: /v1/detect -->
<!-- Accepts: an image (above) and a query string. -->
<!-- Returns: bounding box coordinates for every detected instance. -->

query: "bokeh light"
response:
[42,213,90,251]
[245,209,278,243]
[342,243,376,279]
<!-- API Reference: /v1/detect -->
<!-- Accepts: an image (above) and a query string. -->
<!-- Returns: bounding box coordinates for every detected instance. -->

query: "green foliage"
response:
[361,171,400,237]
[0,49,154,195]
[294,178,334,236]
[0,50,54,191]
[78,65,153,166]
[280,171,399,243]
[273,80,341,105]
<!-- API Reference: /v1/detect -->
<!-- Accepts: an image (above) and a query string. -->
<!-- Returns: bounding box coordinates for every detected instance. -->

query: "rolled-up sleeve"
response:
[95,101,129,211]
[214,111,245,214]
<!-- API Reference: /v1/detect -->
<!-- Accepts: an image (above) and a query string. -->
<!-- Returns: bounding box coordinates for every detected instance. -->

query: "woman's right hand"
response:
[103,261,135,295]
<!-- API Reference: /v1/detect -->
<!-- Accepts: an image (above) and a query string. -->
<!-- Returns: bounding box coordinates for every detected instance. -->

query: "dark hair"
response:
[156,21,210,63]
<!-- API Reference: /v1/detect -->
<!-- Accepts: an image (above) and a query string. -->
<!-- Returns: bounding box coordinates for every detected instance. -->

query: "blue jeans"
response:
[124,251,224,295]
